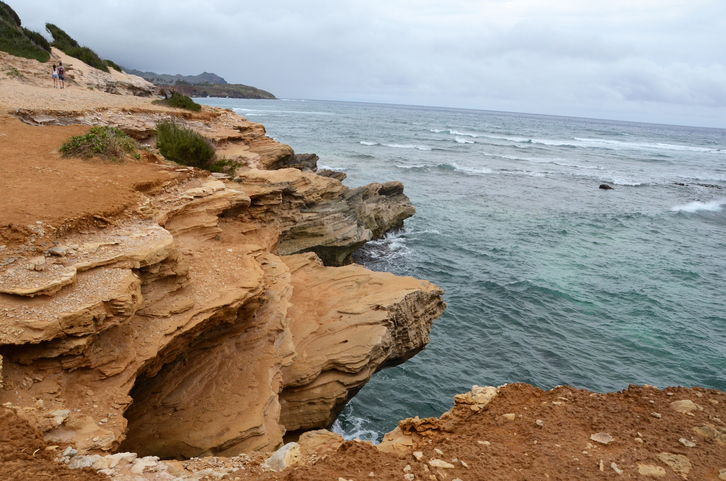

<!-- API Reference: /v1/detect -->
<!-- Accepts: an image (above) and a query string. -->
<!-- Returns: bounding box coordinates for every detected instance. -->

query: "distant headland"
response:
[124,68,276,99]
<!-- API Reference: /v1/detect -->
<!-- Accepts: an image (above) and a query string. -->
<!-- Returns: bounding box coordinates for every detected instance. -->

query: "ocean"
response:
[198,98,726,442]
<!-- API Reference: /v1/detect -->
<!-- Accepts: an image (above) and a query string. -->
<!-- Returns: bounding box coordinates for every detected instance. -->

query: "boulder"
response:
[263,443,302,471]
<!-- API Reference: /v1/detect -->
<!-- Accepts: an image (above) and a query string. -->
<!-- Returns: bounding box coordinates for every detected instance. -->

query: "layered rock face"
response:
[279,254,444,432]
[0,103,444,460]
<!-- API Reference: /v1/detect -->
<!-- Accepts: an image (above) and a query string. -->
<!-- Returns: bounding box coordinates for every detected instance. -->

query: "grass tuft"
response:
[60,126,139,161]
[156,120,239,174]
[152,92,202,112]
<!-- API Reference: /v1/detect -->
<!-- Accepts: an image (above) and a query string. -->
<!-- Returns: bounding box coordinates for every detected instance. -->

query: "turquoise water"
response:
[199,98,726,441]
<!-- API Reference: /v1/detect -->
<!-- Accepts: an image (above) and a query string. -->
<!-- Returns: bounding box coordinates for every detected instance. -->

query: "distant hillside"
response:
[125,69,228,85]
[164,83,276,100]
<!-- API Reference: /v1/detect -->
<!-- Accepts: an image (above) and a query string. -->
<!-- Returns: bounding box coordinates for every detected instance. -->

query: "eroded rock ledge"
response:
[0,104,444,460]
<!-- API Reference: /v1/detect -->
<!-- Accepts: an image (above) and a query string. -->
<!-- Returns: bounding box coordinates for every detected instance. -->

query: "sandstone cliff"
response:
[0,60,445,461]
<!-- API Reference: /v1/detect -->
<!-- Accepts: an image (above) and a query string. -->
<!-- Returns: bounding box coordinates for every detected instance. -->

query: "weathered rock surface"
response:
[278,253,445,431]
[0,96,441,460]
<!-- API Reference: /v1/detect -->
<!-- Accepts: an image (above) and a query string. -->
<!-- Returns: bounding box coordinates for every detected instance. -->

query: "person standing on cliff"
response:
[52,64,58,88]
[58,61,65,89]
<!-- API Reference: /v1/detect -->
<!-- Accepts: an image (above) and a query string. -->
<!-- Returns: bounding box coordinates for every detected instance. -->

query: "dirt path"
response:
[0,116,174,251]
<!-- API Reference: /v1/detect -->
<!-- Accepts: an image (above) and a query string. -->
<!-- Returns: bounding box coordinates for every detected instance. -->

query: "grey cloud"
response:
[10,0,726,127]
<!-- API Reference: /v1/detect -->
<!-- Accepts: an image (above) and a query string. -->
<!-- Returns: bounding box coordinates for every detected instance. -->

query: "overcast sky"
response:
[14,0,726,128]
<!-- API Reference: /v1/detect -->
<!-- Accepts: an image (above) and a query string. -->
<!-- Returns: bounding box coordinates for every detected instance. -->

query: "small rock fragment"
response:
[413,451,424,461]
[434,448,444,456]
[477,441,490,446]
[651,412,662,419]
[502,413,516,421]
[404,465,412,473]
[130,456,159,474]
[404,475,415,481]
[611,462,623,475]
[638,464,666,477]
[48,246,68,256]
[428,459,455,469]
[461,460,469,469]
[671,400,698,413]
[634,438,644,444]
[29,256,46,271]
[719,468,726,481]
[657,452,692,479]
[679,438,696,447]
[62,446,78,458]
[590,433,614,445]
[535,419,544,427]
[68,455,100,470]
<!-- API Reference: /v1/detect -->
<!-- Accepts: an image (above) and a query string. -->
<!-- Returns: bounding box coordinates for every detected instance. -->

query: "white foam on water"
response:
[430,129,482,138]
[383,143,433,151]
[455,137,475,144]
[231,107,333,116]
[331,417,380,443]
[449,130,480,138]
[363,230,410,260]
[671,199,726,213]
[474,134,725,155]
[525,157,605,170]
[317,163,344,171]
[360,141,432,151]
[451,163,492,175]
[575,138,726,154]
[605,177,643,186]
[395,163,427,169]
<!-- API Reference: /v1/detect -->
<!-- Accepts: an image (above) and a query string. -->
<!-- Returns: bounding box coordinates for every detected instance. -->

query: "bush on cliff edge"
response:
[156,120,239,174]
[60,126,139,161]
[152,91,202,112]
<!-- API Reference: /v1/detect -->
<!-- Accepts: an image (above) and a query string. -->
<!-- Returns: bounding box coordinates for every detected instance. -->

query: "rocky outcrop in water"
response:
[234,169,416,265]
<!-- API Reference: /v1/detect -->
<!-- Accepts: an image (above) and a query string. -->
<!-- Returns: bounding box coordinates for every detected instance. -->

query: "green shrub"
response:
[156,120,216,168]
[152,92,202,112]
[0,20,50,62]
[45,23,109,72]
[60,126,139,161]
[106,59,122,72]
[22,27,50,52]
[44,23,79,48]
[0,1,20,27]
[155,120,240,174]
